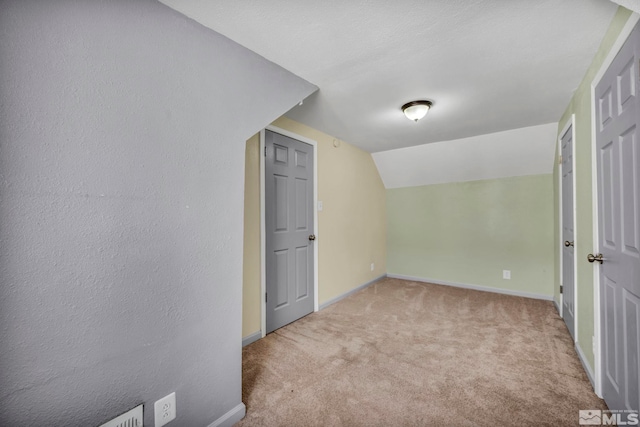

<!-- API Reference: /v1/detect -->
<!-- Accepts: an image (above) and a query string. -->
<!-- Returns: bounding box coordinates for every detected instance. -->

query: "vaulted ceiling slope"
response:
[611,0,640,14]
[160,0,617,154]
[373,123,558,188]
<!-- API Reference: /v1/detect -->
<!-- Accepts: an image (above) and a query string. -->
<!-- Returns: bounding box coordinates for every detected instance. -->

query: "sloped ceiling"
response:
[610,0,640,13]
[373,123,558,188]
[159,0,617,150]
[159,0,621,185]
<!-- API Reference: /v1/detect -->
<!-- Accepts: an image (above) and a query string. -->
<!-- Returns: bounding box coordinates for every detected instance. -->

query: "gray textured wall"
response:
[0,1,315,425]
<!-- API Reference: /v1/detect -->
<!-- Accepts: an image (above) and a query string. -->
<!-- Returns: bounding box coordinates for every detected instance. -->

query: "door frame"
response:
[259,125,319,338]
[590,11,640,398]
[557,114,577,340]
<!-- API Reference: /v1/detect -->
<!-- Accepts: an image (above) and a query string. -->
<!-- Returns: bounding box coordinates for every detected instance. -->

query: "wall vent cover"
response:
[99,404,143,427]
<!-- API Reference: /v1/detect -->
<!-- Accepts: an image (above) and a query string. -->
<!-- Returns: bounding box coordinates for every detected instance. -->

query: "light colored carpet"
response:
[237,278,607,426]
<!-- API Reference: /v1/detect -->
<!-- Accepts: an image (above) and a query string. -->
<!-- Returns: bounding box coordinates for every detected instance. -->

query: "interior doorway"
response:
[560,119,576,340]
[260,126,319,336]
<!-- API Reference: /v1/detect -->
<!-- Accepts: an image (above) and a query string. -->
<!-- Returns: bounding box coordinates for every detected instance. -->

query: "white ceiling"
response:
[159,0,618,155]
[373,123,558,188]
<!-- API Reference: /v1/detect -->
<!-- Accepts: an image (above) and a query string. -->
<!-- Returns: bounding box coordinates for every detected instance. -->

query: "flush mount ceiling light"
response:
[401,100,433,122]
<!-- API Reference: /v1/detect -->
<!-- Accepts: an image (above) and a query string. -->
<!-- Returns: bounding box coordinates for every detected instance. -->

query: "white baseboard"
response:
[553,298,561,315]
[242,331,262,347]
[387,274,554,301]
[576,341,596,390]
[208,403,246,427]
[319,275,387,310]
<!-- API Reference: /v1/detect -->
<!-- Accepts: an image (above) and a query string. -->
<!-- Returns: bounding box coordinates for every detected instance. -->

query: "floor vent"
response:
[99,404,143,427]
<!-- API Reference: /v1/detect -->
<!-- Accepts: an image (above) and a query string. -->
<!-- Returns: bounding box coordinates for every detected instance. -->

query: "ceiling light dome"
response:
[402,100,433,122]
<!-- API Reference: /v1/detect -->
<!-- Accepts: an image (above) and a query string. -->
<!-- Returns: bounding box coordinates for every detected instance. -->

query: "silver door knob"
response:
[564,241,574,247]
[309,234,316,241]
[587,253,604,264]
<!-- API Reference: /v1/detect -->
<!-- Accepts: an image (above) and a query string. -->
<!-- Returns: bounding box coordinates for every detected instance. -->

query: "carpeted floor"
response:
[237,277,607,426]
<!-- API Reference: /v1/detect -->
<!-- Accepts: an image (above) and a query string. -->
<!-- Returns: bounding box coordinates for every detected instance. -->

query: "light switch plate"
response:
[317,201,323,211]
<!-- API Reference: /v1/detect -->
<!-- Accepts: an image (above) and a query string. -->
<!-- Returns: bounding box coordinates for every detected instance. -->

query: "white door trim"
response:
[558,114,576,336]
[590,11,640,398]
[260,125,319,338]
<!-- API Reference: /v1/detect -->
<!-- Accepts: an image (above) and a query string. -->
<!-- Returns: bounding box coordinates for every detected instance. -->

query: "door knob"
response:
[308,234,316,241]
[587,253,604,264]
[564,241,574,247]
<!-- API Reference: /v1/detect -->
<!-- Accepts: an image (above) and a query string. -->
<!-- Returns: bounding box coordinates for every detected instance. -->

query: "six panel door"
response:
[265,130,315,334]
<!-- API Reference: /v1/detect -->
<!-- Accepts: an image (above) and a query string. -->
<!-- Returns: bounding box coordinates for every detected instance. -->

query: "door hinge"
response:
[264,147,267,157]
[265,292,267,302]
[560,285,563,294]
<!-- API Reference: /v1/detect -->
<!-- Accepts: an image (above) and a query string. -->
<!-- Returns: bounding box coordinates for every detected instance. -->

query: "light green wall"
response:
[554,7,634,371]
[387,174,554,297]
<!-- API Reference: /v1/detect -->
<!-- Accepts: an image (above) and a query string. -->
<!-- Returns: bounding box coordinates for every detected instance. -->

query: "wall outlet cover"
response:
[154,392,176,427]
[503,270,511,280]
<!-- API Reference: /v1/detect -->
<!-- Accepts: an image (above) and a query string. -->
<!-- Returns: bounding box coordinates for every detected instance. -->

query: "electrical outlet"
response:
[370,263,375,271]
[317,201,323,211]
[503,270,511,280]
[154,392,176,427]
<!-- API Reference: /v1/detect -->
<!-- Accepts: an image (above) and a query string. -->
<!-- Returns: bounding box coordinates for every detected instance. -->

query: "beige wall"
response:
[242,134,262,338]
[554,7,634,371]
[242,117,387,338]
